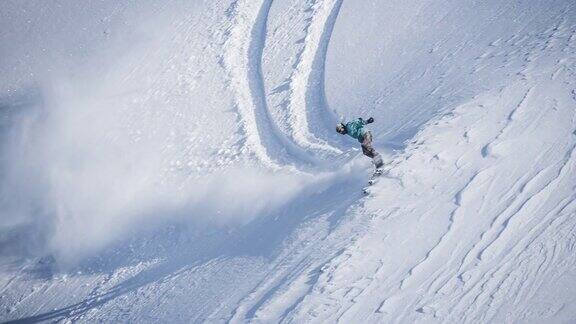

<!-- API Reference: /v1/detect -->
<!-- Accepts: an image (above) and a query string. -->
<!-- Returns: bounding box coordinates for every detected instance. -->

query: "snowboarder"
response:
[336,117,383,169]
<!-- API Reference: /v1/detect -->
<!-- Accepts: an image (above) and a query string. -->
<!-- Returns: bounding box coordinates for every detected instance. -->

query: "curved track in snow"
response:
[282,0,345,155]
[223,0,348,169]
[2,1,576,323]
[223,0,314,169]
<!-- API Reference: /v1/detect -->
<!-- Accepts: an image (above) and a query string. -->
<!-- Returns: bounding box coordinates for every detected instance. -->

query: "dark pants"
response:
[361,131,377,158]
[362,131,383,168]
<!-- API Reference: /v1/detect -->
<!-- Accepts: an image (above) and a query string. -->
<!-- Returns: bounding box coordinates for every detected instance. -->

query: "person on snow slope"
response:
[336,117,383,169]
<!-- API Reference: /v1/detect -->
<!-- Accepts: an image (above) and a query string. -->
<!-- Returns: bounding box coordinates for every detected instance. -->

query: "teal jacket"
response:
[345,118,368,142]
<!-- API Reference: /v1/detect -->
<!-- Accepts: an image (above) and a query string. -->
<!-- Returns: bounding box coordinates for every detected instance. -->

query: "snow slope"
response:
[1,0,575,323]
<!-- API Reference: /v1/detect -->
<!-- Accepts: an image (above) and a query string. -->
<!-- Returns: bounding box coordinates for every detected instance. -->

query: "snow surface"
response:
[1,0,576,323]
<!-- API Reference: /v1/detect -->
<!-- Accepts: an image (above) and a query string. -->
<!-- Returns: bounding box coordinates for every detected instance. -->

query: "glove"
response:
[366,117,374,124]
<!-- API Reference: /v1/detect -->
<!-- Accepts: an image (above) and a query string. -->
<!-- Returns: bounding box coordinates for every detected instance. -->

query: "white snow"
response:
[1,0,575,323]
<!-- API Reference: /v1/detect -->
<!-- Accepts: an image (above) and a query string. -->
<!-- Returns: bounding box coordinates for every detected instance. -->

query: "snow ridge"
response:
[223,0,349,169]
[284,0,344,155]
[223,0,317,169]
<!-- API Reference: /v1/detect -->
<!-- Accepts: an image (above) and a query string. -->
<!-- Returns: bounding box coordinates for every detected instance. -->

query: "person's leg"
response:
[362,132,383,168]
[362,145,373,157]
[361,132,376,158]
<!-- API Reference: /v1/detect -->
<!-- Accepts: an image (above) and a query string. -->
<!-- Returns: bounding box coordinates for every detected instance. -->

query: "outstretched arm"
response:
[359,117,374,124]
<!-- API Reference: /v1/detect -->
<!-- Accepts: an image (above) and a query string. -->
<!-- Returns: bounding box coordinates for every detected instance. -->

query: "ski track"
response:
[283,0,344,155]
[223,0,349,169]
[223,0,316,169]
[222,0,347,169]
[2,1,576,323]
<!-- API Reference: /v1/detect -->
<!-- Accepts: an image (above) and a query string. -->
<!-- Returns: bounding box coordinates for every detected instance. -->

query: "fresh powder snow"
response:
[0,0,575,323]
